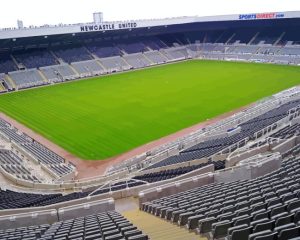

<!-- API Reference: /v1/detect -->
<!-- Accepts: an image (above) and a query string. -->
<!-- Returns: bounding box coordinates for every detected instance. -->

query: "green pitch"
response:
[0,60,300,160]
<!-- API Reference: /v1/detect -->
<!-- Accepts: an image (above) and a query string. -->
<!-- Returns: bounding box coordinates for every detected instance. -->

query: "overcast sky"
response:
[0,0,300,28]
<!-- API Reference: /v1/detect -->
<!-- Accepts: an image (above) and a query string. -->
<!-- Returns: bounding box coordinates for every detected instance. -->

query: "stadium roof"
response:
[0,11,300,40]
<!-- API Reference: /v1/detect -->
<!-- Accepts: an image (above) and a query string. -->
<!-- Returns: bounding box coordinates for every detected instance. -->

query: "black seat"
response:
[120,226,137,235]
[253,232,277,240]
[251,218,270,227]
[127,234,148,240]
[212,220,232,239]
[277,226,300,240]
[198,217,216,233]
[229,226,252,240]
[234,215,252,226]
[270,205,287,219]
[288,199,300,213]
[274,223,296,235]
[178,211,194,226]
[105,233,123,240]
[275,214,294,227]
[294,211,300,223]
[253,211,271,221]
[227,224,248,236]
[123,230,143,239]
[187,214,205,230]
[253,220,275,233]
[249,230,273,240]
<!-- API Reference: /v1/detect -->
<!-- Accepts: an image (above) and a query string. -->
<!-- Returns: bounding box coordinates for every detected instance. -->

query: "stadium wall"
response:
[0,198,115,230]
[272,136,300,154]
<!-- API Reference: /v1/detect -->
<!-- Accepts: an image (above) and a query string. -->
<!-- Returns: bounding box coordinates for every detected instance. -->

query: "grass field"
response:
[0,60,300,160]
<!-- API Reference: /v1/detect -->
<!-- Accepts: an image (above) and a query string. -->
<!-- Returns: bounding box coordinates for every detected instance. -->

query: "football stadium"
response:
[1,2,300,239]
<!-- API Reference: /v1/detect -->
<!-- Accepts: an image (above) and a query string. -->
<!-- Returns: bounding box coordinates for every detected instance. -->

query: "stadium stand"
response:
[123,53,152,68]
[0,224,50,240]
[99,56,130,72]
[20,142,74,177]
[280,46,300,56]
[162,47,190,61]
[0,162,218,208]
[0,189,62,209]
[71,60,105,77]
[144,51,168,64]
[0,211,148,240]
[0,118,75,179]
[133,160,225,183]
[8,69,46,89]
[87,44,122,58]
[270,123,300,140]
[0,127,30,143]
[14,50,57,69]
[53,46,92,63]
[40,64,78,82]
[1,13,300,91]
[226,45,259,54]
[0,56,17,74]
[256,45,281,55]
[1,40,300,90]
[141,156,300,240]
[118,42,148,54]
[196,42,300,65]
[0,150,40,182]
[144,38,167,50]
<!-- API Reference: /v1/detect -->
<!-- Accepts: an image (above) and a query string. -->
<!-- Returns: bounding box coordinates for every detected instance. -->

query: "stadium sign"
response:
[239,12,285,20]
[80,22,138,32]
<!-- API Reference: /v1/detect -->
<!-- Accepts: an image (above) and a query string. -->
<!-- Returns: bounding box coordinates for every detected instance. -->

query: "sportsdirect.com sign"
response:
[239,12,285,20]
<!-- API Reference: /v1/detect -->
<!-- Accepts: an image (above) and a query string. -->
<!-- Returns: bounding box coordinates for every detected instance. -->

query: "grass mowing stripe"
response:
[0,60,300,160]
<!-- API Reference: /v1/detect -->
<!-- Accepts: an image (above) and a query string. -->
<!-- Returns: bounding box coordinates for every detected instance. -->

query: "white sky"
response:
[0,0,300,28]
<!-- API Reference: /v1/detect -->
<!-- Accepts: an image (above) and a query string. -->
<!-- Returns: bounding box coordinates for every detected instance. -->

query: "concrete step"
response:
[123,209,207,240]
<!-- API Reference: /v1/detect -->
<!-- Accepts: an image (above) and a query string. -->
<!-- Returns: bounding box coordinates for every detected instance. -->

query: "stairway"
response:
[158,50,169,61]
[123,209,206,240]
[5,75,17,89]
[143,53,155,65]
[38,70,49,84]
[248,32,260,45]
[274,32,286,46]
[0,83,6,91]
[226,33,236,44]
[69,65,80,76]
[120,57,132,69]
[96,60,107,72]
